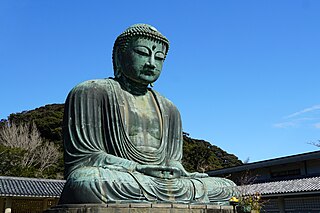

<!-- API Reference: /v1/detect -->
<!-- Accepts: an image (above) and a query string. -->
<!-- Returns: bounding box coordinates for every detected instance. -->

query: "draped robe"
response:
[59,78,236,205]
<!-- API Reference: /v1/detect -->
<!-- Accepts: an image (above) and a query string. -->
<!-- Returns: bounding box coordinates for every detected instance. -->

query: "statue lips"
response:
[143,69,156,76]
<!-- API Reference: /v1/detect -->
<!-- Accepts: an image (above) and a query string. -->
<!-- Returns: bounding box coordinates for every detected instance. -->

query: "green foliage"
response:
[0,144,36,177]
[182,132,242,172]
[5,104,65,178]
[7,104,64,145]
[1,104,64,178]
[237,192,266,212]
[1,103,242,178]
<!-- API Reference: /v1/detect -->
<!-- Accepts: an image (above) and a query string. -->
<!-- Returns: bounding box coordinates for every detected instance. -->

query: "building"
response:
[208,150,320,212]
[0,176,64,213]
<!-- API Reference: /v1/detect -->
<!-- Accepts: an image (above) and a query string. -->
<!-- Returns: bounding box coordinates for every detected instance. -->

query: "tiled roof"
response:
[1,175,319,198]
[208,150,320,176]
[239,176,320,196]
[0,176,65,197]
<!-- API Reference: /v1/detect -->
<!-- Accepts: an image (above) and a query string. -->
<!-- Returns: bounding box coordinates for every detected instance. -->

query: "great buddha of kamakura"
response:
[59,24,237,205]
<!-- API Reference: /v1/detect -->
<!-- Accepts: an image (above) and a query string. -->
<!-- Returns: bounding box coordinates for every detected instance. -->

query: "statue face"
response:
[120,37,166,85]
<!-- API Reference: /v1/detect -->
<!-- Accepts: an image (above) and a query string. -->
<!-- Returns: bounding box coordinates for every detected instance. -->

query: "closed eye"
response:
[155,52,165,61]
[134,46,150,56]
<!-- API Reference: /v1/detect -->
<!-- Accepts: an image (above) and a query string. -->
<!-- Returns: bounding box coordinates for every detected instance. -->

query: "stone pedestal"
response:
[44,203,235,213]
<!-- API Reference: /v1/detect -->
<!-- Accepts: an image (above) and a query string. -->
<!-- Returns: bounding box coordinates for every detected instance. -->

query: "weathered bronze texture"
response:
[58,24,237,205]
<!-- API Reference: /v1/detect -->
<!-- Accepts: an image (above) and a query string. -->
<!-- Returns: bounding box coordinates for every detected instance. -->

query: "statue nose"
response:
[146,61,156,69]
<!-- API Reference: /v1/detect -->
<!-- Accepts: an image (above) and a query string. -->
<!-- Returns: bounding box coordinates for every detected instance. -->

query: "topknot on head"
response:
[117,24,169,51]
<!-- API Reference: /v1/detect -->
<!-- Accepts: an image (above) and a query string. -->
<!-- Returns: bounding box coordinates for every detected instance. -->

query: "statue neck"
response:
[116,75,149,96]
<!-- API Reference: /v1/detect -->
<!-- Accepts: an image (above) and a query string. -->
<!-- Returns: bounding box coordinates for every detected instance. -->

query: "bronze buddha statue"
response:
[59,24,237,205]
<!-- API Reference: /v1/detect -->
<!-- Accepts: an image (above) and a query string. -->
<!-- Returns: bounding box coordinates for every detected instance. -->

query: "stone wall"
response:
[44,203,235,213]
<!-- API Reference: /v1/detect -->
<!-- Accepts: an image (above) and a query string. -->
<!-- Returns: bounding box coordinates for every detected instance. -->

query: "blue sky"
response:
[1,0,320,163]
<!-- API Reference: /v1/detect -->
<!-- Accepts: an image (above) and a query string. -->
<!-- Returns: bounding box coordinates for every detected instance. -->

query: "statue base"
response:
[44,203,235,213]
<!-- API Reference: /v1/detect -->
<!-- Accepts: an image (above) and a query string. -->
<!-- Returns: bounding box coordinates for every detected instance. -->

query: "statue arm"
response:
[63,81,139,176]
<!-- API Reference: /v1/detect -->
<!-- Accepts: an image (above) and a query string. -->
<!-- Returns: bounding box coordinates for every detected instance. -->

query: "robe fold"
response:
[59,78,236,205]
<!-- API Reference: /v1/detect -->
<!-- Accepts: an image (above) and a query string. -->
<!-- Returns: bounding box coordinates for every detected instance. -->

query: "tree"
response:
[310,140,320,147]
[0,121,60,177]
[182,132,242,172]
[0,145,27,176]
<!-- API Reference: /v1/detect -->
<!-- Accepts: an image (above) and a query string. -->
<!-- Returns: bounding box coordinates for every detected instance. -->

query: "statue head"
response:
[112,24,169,85]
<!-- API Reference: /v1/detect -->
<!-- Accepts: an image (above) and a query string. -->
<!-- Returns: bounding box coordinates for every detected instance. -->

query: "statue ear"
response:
[114,48,123,78]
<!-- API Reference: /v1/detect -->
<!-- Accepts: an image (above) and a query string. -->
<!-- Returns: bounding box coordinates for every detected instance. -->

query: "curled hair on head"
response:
[112,24,169,78]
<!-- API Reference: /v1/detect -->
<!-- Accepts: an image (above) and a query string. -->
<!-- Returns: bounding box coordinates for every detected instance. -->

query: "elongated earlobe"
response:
[114,49,122,78]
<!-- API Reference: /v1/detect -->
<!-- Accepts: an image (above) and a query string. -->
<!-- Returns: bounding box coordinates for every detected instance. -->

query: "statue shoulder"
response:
[69,78,117,94]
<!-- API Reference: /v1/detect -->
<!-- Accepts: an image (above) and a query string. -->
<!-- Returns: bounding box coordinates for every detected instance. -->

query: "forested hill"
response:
[0,104,242,179]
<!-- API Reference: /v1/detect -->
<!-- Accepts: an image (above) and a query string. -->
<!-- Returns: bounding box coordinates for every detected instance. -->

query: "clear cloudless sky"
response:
[1,0,320,163]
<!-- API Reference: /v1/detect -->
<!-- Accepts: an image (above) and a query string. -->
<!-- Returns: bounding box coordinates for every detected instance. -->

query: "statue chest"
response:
[123,91,162,151]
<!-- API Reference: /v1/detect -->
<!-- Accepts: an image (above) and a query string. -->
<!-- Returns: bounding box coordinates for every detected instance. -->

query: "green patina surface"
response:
[58,24,238,205]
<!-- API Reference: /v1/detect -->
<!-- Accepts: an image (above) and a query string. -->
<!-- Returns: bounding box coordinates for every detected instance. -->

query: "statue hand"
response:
[136,164,181,179]
[168,160,209,178]
[184,172,209,178]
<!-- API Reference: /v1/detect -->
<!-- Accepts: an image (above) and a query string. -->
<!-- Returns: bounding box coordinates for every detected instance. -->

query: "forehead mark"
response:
[152,45,156,51]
